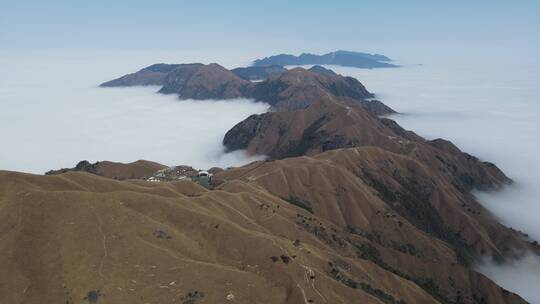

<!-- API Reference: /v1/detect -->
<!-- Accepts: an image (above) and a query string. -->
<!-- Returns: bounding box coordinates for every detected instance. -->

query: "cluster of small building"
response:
[146,166,213,183]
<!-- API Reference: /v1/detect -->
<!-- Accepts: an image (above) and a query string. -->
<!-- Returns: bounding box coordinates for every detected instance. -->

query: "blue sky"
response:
[1,0,539,54]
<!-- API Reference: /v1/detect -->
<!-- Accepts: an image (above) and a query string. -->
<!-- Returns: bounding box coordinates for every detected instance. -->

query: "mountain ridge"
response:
[252,51,398,68]
[2,146,532,303]
[5,57,536,303]
[100,63,390,113]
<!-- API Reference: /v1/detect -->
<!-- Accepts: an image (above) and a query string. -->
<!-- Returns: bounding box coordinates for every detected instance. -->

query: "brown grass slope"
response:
[46,160,167,180]
[223,96,509,194]
[0,170,446,304]
[216,147,532,304]
[2,152,524,303]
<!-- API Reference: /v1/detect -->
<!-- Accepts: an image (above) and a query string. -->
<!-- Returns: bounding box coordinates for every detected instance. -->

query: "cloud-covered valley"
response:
[0,51,268,174]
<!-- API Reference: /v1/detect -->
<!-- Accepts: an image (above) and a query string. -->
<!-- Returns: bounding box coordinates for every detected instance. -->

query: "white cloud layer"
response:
[476,253,540,303]
[324,51,540,302]
[1,48,539,302]
[0,51,268,174]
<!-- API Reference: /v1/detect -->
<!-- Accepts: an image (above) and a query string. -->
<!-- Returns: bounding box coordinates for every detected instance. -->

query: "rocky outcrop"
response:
[252,50,398,68]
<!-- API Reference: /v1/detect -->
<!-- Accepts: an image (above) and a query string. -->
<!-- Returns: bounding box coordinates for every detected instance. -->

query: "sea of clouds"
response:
[323,48,540,302]
[1,47,539,301]
[0,51,268,174]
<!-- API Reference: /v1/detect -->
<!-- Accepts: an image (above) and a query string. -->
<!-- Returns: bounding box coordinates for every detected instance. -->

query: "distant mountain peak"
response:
[99,63,378,112]
[252,50,397,69]
[332,50,392,62]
